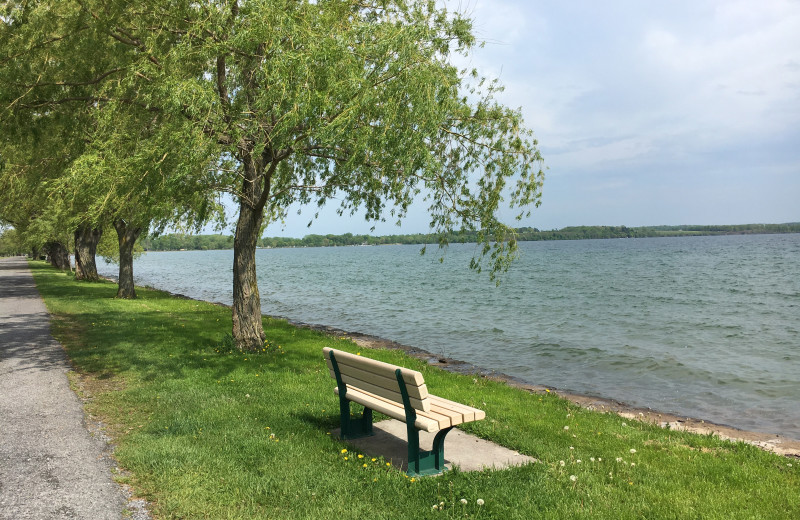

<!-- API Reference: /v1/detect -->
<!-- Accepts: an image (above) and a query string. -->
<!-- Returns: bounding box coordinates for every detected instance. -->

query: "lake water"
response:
[97,234,800,439]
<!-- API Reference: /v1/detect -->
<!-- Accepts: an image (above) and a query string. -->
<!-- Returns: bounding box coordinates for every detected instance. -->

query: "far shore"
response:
[99,274,800,458]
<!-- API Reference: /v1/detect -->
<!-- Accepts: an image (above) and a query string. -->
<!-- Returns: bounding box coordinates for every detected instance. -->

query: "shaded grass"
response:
[30,261,799,519]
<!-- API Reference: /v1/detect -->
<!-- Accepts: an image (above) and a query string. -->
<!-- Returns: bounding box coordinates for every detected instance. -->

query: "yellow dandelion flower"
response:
[341,449,347,454]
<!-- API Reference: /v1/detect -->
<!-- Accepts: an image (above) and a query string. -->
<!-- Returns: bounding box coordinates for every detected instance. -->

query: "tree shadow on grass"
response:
[51,308,242,381]
[29,263,118,301]
[29,260,342,400]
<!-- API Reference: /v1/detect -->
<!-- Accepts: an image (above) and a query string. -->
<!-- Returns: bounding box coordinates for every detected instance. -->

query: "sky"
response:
[265,0,800,237]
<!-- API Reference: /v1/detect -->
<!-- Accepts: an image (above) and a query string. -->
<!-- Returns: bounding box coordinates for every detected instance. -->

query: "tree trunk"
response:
[44,241,71,271]
[113,219,142,299]
[74,226,103,281]
[232,200,266,351]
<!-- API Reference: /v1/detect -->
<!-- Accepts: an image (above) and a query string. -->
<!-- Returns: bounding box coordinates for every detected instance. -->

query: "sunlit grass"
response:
[31,261,799,519]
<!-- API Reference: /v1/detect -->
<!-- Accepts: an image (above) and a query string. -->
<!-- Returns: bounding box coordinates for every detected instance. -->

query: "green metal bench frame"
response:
[328,350,454,476]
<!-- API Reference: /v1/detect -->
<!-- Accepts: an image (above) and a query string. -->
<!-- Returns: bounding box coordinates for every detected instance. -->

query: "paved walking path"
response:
[0,257,134,520]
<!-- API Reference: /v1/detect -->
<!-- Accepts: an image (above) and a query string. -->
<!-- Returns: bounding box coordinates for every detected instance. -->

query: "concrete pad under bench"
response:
[333,419,537,474]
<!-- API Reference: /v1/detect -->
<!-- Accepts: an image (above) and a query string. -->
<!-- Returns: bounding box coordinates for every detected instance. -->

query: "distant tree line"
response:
[139,223,800,251]
[140,234,234,252]
[515,223,800,241]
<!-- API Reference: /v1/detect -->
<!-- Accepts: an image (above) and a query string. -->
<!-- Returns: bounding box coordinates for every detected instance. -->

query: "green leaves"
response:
[2,0,544,279]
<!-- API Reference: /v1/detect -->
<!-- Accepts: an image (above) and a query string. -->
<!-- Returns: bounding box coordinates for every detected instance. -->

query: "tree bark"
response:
[74,226,103,281]
[231,145,272,352]
[113,219,142,299]
[44,241,71,271]
[232,198,266,351]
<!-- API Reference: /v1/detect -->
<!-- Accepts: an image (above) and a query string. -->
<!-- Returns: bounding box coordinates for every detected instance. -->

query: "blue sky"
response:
[265,0,800,238]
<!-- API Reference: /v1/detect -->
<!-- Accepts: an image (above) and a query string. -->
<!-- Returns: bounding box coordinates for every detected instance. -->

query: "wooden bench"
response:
[323,347,485,476]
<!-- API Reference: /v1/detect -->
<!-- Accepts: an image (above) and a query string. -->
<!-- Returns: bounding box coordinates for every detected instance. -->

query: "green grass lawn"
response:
[30,261,799,519]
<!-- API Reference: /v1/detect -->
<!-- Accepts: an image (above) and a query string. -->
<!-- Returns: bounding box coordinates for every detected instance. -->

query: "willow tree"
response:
[150,1,544,350]
[1,0,218,294]
[1,0,109,279]
[3,0,544,351]
[0,132,76,270]
[0,126,109,279]
[62,102,219,298]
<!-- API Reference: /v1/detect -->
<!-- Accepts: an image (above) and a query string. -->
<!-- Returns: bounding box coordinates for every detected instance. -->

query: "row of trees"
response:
[1,0,544,351]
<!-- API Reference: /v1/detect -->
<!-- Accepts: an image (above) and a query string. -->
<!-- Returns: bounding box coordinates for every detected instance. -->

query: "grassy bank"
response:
[30,261,798,519]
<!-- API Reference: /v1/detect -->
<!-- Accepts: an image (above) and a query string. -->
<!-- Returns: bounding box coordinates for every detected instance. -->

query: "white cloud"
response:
[639,0,800,142]
[273,1,800,236]
[452,0,800,228]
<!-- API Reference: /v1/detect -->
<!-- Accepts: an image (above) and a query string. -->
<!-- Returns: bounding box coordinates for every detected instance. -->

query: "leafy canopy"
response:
[2,0,544,275]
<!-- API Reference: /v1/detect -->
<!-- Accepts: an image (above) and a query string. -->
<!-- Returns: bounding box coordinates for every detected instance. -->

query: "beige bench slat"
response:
[335,386,441,432]
[323,347,425,386]
[335,372,430,412]
[415,406,455,429]
[429,396,486,422]
[326,362,429,400]
[430,396,485,422]
[337,386,462,431]
[428,403,466,427]
[348,386,455,431]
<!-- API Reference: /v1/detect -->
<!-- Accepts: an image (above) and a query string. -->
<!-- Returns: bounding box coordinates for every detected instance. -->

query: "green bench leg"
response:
[338,397,375,440]
[406,425,454,476]
[329,350,375,440]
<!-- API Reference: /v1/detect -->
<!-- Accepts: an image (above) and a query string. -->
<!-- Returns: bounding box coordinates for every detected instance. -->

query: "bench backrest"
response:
[323,347,431,413]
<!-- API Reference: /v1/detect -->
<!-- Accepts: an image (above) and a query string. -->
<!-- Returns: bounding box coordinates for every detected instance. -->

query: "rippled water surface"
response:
[97,234,800,438]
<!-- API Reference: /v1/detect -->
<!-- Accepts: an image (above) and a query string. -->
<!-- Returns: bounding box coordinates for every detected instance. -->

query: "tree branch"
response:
[0,26,90,66]
[13,68,126,88]
[18,96,160,113]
